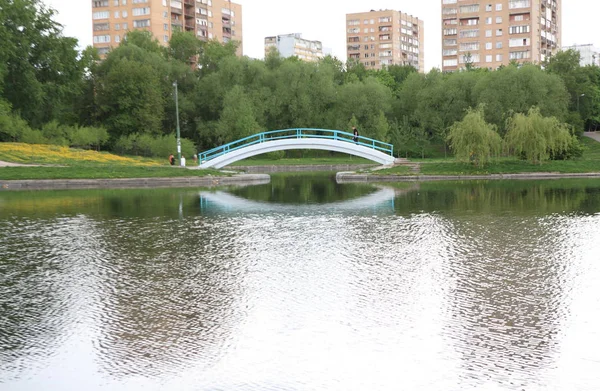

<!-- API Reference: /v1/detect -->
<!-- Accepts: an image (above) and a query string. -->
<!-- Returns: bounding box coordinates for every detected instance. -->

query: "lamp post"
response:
[577,93,585,112]
[173,80,181,161]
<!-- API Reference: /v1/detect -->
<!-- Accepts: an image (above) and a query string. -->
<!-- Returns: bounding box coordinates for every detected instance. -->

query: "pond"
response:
[1,174,600,390]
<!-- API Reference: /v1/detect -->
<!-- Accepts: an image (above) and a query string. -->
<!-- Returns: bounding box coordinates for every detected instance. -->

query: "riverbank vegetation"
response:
[2,0,600,170]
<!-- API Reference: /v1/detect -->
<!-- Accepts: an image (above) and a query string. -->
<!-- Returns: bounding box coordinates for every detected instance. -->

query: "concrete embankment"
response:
[336,172,600,183]
[0,174,270,191]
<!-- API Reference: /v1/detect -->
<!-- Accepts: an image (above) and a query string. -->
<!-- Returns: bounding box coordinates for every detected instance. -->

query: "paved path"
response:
[0,160,41,167]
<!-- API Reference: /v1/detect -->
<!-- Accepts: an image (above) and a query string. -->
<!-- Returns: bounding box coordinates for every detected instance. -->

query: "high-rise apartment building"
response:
[441,0,560,72]
[562,44,600,66]
[346,10,425,72]
[264,33,324,62]
[91,0,243,58]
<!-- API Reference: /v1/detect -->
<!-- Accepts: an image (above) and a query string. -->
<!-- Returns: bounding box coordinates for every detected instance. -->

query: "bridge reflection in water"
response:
[198,186,417,216]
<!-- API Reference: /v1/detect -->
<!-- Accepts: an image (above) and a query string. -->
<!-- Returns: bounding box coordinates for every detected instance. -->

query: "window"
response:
[94,23,110,31]
[444,58,458,67]
[443,39,457,46]
[121,0,127,4]
[133,0,148,2]
[122,22,128,30]
[164,35,169,43]
[114,23,120,30]
[509,25,530,34]
[486,4,492,11]
[509,0,531,9]
[113,0,118,5]
[496,3,502,11]
[510,38,530,47]
[486,55,492,62]
[496,54,503,61]
[122,11,127,17]
[485,42,492,50]
[93,35,111,43]
[485,30,492,37]
[496,16,502,23]
[496,29,503,36]
[133,19,150,27]
[509,50,530,60]
[348,19,360,26]
[443,28,457,36]
[115,35,121,43]
[459,29,478,38]
[164,23,168,31]
[460,5,480,13]
[93,0,109,7]
[496,41,502,49]
[132,7,150,16]
[442,8,457,15]
[460,42,480,51]
[114,11,119,18]
[486,17,492,24]
[93,11,109,19]
[443,49,458,56]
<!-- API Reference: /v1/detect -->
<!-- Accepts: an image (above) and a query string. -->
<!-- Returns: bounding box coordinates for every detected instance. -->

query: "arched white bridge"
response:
[196,128,395,169]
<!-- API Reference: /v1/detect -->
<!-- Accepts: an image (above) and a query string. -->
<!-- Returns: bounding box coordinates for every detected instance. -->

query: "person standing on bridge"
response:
[352,126,359,143]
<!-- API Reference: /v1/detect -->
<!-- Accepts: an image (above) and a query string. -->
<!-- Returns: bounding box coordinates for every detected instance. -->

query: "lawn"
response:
[0,143,223,180]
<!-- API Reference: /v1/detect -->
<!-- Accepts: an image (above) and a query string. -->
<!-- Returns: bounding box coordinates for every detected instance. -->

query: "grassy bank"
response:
[374,137,600,176]
[0,143,222,180]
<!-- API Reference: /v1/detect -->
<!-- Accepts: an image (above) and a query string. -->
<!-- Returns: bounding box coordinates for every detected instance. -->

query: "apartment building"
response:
[264,33,324,62]
[91,0,243,58]
[562,44,600,66]
[346,10,425,72]
[441,0,560,72]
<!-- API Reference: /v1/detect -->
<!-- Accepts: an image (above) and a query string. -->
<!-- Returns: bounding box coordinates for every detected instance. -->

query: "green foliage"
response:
[473,64,569,135]
[504,107,575,164]
[69,125,109,150]
[113,133,195,158]
[447,106,502,167]
[0,100,32,141]
[41,120,71,146]
[0,0,84,128]
[168,31,202,63]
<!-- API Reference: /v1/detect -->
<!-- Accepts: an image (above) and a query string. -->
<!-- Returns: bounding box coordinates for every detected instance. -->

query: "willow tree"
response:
[447,106,502,167]
[504,107,575,164]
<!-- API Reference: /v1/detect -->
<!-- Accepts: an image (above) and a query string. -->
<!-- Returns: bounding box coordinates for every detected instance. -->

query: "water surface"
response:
[1,176,600,390]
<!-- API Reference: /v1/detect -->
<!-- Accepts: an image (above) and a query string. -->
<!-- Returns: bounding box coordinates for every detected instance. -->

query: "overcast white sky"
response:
[45,0,597,71]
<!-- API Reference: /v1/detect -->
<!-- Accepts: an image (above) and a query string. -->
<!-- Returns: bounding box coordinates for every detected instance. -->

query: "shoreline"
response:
[0,174,270,191]
[336,171,600,183]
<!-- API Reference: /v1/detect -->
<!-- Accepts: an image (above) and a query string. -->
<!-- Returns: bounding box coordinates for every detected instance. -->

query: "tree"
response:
[447,106,502,167]
[504,107,575,164]
[96,58,165,137]
[168,31,202,63]
[473,64,569,135]
[214,85,263,144]
[0,0,84,127]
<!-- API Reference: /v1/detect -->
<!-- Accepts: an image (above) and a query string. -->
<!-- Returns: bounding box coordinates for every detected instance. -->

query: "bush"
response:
[69,126,109,150]
[112,133,196,159]
[41,120,71,146]
[20,128,47,144]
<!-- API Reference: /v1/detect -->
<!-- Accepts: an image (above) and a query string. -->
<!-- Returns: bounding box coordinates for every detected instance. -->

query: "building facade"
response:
[264,34,324,62]
[562,44,600,67]
[91,0,243,57]
[441,0,560,72]
[346,10,425,72]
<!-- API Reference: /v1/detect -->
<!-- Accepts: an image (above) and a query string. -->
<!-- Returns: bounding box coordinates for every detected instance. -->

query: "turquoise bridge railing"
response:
[198,128,394,164]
